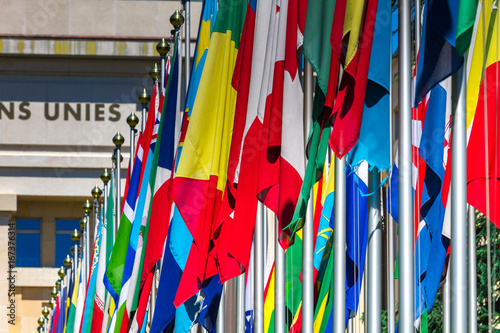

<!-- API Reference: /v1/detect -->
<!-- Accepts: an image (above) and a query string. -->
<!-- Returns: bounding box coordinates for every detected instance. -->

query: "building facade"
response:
[0,1,201,332]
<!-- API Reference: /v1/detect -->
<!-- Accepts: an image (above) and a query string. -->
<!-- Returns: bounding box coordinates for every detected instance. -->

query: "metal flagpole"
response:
[113,132,124,232]
[450,66,467,333]
[398,0,414,331]
[183,0,191,90]
[387,18,396,333]
[414,0,421,53]
[236,272,246,333]
[138,89,151,134]
[443,275,451,333]
[468,205,477,333]
[254,202,264,333]
[333,155,346,333]
[367,168,382,332]
[217,283,226,333]
[302,59,314,333]
[275,215,285,333]
[101,169,110,232]
[83,200,92,289]
[71,229,80,287]
[157,38,170,95]
[127,113,138,178]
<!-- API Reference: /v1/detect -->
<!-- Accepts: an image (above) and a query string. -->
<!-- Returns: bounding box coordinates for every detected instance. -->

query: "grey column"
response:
[398,0,414,331]
[468,205,477,333]
[333,156,346,333]
[450,66,467,333]
[367,168,381,332]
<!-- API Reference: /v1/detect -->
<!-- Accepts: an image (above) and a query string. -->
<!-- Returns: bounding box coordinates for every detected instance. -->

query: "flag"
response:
[73,257,85,333]
[91,181,113,333]
[171,0,246,306]
[66,259,81,333]
[287,0,336,238]
[256,0,305,250]
[80,211,103,333]
[101,172,116,333]
[467,1,500,227]
[414,0,478,105]
[51,294,60,333]
[104,84,158,302]
[55,283,66,333]
[348,0,392,172]
[130,36,180,333]
[328,0,379,158]
[413,78,452,319]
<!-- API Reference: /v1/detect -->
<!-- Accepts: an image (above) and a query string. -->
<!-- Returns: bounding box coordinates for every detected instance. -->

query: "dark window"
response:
[16,219,41,267]
[55,219,80,267]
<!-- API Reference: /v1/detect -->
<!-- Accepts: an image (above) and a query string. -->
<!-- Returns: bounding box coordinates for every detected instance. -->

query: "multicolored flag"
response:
[467,0,500,227]
[328,0,379,158]
[65,259,81,333]
[171,0,246,307]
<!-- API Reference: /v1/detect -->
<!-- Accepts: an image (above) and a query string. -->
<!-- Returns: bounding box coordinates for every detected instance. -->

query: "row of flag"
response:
[41,0,500,332]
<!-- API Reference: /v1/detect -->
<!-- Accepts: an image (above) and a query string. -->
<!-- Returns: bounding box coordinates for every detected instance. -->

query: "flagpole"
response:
[83,200,92,289]
[450,66,467,333]
[138,89,151,135]
[398,0,414,330]
[236,272,245,333]
[71,229,80,289]
[254,202,264,333]
[333,155,346,333]
[387,20,396,333]
[443,274,451,333]
[367,168,382,332]
[182,0,191,90]
[157,38,169,95]
[414,0,421,52]
[275,214,285,333]
[127,113,139,179]
[217,283,226,333]
[468,205,477,333]
[101,168,110,233]
[113,132,124,233]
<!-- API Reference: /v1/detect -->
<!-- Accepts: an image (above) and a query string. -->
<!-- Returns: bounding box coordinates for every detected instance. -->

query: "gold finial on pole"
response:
[149,63,161,82]
[91,185,102,199]
[113,132,125,148]
[156,38,170,56]
[170,9,185,30]
[101,169,111,184]
[58,266,66,279]
[83,200,92,214]
[42,306,50,318]
[71,229,80,243]
[50,287,57,299]
[64,255,72,268]
[127,112,139,129]
[79,217,87,229]
[138,89,151,106]
[38,316,45,326]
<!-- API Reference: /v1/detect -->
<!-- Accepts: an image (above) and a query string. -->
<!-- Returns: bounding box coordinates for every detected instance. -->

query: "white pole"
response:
[450,66,467,333]
[254,202,264,333]
[236,272,245,333]
[367,168,382,332]
[275,215,286,333]
[468,205,477,333]
[398,0,414,330]
[333,155,346,333]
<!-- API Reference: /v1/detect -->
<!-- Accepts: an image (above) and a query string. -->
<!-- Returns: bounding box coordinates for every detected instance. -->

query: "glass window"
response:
[16,219,41,267]
[55,219,80,267]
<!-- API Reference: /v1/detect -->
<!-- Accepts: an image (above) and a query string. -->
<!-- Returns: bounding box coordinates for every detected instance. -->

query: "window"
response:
[55,219,80,267]
[16,219,41,267]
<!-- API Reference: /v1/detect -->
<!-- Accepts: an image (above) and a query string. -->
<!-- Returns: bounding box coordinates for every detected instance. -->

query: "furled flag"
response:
[413,77,452,320]
[51,294,60,333]
[170,0,246,307]
[328,0,379,158]
[287,0,337,238]
[80,209,102,333]
[467,0,500,227]
[256,0,305,250]
[111,87,163,333]
[213,0,270,283]
[130,36,180,333]
[414,0,478,105]
[55,281,66,333]
[66,258,81,333]
[348,0,391,172]
[73,255,86,333]
[104,84,157,303]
